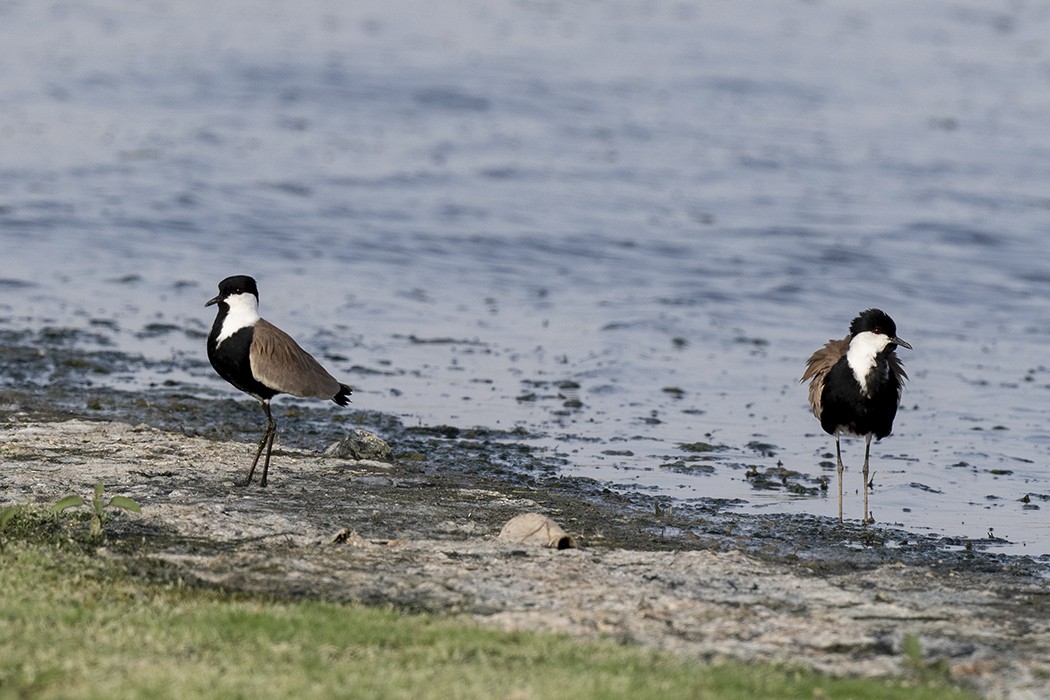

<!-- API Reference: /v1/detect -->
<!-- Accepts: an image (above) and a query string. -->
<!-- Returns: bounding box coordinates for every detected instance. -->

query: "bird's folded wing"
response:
[250,319,341,400]
[800,337,849,419]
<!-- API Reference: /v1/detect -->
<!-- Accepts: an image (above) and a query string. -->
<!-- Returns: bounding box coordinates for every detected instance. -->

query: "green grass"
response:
[0,508,976,700]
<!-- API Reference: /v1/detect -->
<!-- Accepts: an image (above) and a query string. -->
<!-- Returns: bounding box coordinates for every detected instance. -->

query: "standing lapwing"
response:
[206,275,352,487]
[801,308,911,524]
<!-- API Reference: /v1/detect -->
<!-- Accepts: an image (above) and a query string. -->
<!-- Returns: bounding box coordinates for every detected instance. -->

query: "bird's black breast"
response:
[207,325,278,400]
[819,354,901,439]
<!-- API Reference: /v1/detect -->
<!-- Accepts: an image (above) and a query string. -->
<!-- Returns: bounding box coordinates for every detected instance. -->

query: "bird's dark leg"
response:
[259,402,277,487]
[862,432,874,525]
[242,401,276,487]
[835,431,844,523]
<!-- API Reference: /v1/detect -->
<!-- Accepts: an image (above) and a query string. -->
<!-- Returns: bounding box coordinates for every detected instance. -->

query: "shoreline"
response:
[2,410,1049,698]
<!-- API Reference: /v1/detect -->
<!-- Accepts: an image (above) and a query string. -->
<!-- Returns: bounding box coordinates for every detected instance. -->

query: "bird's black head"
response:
[849,308,895,338]
[205,275,259,308]
[848,308,912,349]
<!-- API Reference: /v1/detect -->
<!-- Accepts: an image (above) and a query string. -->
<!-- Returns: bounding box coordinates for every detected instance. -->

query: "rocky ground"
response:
[2,409,1049,699]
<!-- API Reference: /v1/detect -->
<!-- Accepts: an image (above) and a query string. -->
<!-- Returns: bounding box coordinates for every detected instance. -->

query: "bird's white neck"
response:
[846,330,892,396]
[215,292,260,346]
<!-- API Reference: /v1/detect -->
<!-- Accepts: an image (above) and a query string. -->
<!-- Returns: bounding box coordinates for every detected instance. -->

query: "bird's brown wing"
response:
[250,319,341,400]
[800,336,849,419]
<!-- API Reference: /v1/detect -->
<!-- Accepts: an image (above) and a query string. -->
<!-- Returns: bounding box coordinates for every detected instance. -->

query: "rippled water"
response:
[3,0,1050,554]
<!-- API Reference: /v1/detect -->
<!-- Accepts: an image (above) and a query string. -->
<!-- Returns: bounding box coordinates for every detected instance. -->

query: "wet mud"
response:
[2,330,1050,698]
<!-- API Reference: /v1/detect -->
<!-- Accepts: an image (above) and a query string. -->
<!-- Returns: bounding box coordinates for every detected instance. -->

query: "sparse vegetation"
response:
[903,634,954,685]
[50,483,141,540]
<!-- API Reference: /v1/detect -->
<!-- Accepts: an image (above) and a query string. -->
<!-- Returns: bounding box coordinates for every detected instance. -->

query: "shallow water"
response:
[3,0,1050,554]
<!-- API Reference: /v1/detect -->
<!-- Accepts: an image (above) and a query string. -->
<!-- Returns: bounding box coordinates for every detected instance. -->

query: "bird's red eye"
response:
[872,327,883,334]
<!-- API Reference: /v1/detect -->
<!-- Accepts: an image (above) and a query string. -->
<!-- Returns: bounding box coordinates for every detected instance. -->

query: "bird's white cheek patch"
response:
[216,293,261,346]
[845,331,890,396]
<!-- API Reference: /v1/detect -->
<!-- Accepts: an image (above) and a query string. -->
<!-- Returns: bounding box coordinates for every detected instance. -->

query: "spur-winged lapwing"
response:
[206,275,352,487]
[801,308,911,524]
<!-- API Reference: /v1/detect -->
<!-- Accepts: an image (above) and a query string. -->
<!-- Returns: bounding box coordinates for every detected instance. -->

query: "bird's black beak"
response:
[891,336,912,350]
[205,294,220,308]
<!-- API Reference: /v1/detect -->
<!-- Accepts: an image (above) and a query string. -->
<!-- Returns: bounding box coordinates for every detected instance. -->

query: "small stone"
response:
[330,528,371,547]
[325,429,392,462]
[498,512,578,550]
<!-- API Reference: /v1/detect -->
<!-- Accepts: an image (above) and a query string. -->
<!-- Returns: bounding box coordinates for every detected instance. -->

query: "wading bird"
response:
[206,275,352,486]
[801,308,911,523]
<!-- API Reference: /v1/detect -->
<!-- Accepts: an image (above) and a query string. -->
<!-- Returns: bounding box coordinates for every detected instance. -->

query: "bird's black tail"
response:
[333,383,353,406]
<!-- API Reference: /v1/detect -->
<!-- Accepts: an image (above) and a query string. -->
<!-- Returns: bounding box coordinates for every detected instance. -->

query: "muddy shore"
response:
[2,387,1049,699]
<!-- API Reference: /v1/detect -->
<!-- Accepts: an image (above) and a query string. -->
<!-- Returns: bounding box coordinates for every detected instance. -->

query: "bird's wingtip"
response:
[333,383,353,406]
